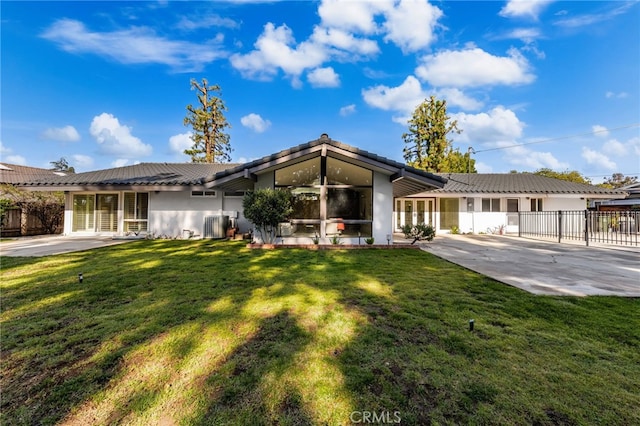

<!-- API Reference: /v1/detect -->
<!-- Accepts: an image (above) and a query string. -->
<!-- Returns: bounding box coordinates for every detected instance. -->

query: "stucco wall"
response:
[373,171,393,243]
[148,191,237,237]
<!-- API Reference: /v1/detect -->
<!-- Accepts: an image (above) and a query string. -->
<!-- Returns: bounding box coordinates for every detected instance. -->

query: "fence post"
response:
[518,212,522,237]
[584,210,589,246]
[557,210,562,243]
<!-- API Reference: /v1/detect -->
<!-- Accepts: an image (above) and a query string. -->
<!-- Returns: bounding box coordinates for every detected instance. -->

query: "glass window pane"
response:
[326,157,372,185]
[482,198,490,212]
[72,194,95,231]
[327,188,372,220]
[124,193,136,219]
[137,193,149,219]
[440,198,459,229]
[290,188,321,219]
[492,198,500,212]
[507,198,518,212]
[275,158,321,186]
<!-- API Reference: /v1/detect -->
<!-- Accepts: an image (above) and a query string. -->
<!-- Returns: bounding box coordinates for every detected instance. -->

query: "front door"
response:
[396,199,435,231]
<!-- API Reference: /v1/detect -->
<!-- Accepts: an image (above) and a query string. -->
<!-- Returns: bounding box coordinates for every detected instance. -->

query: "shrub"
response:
[401,223,436,244]
[242,189,292,244]
[365,237,375,245]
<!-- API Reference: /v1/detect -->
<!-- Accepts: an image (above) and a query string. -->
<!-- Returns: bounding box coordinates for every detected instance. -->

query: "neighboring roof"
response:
[205,134,447,197]
[0,163,67,184]
[15,162,239,189]
[426,173,627,197]
[619,182,640,198]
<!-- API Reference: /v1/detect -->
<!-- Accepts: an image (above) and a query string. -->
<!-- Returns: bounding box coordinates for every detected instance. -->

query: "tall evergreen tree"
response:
[402,96,461,172]
[183,78,232,163]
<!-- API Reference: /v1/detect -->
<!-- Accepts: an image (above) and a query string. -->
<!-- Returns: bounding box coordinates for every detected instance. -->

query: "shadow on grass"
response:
[1,240,639,425]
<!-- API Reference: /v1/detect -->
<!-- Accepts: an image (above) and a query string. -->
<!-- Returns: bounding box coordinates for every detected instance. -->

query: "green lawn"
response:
[1,240,638,425]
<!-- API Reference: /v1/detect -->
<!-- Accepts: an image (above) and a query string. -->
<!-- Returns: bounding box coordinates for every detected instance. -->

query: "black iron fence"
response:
[519,210,639,247]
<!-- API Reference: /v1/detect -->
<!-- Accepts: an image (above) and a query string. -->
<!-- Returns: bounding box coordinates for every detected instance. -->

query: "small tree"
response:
[50,157,75,173]
[401,223,435,244]
[242,189,292,244]
[184,78,232,163]
[403,96,461,172]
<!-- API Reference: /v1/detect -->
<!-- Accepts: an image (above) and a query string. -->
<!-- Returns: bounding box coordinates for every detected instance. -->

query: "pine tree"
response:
[184,78,232,163]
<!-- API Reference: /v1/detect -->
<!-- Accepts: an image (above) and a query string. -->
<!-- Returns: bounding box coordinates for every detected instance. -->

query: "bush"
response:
[365,237,375,245]
[242,189,293,244]
[401,223,436,244]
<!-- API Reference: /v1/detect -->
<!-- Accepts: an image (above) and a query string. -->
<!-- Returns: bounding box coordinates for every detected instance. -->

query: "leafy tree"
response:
[441,148,477,173]
[532,168,591,184]
[0,185,64,234]
[242,189,292,244]
[599,173,638,189]
[50,157,75,173]
[402,96,461,173]
[184,78,232,163]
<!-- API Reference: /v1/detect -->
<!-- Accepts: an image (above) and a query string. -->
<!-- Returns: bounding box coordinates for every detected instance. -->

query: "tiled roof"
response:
[430,173,627,195]
[14,162,239,187]
[0,163,68,184]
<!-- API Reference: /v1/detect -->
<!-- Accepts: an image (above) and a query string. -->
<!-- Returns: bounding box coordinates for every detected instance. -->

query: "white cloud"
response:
[169,132,193,156]
[416,47,535,88]
[89,113,153,158]
[0,141,10,154]
[629,137,640,156]
[112,159,129,168]
[230,23,328,81]
[41,125,81,142]
[582,147,616,170]
[175,14,239,31]
[311,26,379,57]
[339,104,357,116]
[554,3,634,28]
[475,161,493,173]
[605,91,628,99]
[240,113,272,133]
[602,139,627,157]
[308,67,341,88]
[502,27,542,42]
[42,19,226,72]
[435,87,483,111]
[5,155,26,165]
[592,125,609,138]
[452,107,525,144]
[361,75,427,123]
[499,0,554,19]
[71,154,93,168]
[381,0,443,53]
[317,0,386,34]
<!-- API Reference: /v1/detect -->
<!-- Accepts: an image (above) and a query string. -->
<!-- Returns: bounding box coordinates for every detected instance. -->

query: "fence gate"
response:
[519,210,639,247]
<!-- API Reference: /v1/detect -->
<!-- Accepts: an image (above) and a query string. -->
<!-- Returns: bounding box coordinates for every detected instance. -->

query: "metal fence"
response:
[519,210,640,247]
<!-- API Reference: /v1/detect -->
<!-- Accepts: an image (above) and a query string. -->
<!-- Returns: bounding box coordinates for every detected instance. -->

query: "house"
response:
[589,182,640,211]
[16,137,627,241]
[399,173,627,234]
[16,135,446,243]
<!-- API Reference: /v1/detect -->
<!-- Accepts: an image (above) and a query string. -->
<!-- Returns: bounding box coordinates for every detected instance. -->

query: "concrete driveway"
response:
[0,235,135,257]
[419,234,640,297]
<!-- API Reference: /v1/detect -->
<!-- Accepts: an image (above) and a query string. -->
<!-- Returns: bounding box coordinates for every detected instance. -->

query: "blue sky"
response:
[2,0,639,182]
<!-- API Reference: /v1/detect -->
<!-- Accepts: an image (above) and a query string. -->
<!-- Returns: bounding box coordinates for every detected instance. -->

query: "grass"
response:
[1,240,639,425]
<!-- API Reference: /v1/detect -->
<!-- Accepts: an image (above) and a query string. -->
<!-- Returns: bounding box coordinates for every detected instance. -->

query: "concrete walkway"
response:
[0,235,135,257]
[419,234,640,297]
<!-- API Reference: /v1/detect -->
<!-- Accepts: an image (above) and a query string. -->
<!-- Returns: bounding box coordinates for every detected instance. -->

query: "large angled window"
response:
[275,156,373,237]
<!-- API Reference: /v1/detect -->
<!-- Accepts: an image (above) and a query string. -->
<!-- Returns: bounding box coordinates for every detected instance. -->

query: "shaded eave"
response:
[203,137,446,197]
